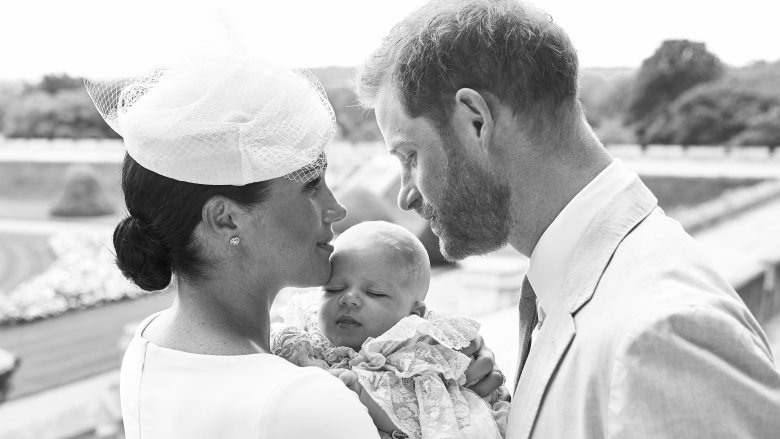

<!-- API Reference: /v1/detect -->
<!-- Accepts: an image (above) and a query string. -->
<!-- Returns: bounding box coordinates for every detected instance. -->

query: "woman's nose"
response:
[323,193,347,225]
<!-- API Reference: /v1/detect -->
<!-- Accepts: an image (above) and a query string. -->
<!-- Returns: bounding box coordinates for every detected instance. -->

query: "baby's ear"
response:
[411,301,427,318]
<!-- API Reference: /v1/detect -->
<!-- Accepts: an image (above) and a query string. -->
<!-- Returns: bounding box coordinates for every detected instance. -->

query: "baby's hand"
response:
[460,334,507,398]
[329,368,399,434]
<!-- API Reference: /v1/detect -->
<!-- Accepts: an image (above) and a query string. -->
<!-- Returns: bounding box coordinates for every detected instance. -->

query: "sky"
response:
[1,0,778,80]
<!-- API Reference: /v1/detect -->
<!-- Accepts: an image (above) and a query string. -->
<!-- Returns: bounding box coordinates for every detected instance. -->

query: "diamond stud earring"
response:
[229,236,240,246]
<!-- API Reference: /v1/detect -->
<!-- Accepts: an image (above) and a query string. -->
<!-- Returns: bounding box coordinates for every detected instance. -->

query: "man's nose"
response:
[397,177,421,211]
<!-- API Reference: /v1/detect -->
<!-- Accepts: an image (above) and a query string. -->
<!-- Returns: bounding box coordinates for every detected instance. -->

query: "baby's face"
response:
[319,245,423,350]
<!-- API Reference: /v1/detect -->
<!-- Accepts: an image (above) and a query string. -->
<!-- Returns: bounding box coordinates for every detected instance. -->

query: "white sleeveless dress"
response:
[120,312,380,439]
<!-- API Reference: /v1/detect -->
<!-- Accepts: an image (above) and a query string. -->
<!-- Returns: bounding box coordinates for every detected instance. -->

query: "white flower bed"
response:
[0,233,153,325]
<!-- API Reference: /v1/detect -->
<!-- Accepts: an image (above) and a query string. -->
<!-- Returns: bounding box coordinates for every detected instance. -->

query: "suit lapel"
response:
[507,176,658,439]
[507,311,575,438]
[559,176,658,316]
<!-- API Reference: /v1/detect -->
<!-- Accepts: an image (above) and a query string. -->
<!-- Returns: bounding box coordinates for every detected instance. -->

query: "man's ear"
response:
[411,300,427,318]
[452,88,495,157]
[201,196,241,241]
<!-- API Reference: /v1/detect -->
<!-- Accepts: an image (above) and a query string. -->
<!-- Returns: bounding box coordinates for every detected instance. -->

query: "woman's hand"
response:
[329,368,399,434]
[460,335,510,401]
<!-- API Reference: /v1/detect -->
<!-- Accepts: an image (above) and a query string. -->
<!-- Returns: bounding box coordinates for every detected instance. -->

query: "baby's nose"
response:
[338,290,360,307]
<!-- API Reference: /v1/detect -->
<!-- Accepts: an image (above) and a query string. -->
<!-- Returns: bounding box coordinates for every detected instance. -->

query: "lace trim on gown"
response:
[271,293,510,439]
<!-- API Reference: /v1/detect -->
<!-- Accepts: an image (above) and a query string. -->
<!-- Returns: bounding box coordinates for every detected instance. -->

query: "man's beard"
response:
[422,130,511,261]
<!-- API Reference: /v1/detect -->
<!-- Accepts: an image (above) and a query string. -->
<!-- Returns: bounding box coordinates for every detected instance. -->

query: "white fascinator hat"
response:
[84,57,335,185]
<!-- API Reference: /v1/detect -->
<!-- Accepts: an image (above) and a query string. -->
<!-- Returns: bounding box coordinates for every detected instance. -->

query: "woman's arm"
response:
[329,368,399,434]
[257,367,381,439]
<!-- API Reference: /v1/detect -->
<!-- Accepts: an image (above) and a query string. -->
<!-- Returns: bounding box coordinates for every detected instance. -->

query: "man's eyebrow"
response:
[388,141,415,155]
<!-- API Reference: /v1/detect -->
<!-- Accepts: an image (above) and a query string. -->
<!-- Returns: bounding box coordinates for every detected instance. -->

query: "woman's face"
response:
[243,169,346,289]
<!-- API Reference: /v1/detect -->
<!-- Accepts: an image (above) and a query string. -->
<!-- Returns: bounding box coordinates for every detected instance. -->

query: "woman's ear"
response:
[452,88,495,158]
[411,301,427,318]
[201,196,240,241]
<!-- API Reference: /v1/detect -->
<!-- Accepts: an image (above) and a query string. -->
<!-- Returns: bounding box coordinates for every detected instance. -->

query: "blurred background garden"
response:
[1,0,780,437]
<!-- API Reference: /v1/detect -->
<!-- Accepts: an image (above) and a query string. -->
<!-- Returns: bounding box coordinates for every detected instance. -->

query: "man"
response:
[357,0,780,437]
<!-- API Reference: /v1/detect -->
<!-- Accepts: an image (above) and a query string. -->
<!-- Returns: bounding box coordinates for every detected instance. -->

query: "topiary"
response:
[50,164,116,217]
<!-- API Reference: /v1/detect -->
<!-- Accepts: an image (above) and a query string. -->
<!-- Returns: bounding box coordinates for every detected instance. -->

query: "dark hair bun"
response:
[113,216,172,291]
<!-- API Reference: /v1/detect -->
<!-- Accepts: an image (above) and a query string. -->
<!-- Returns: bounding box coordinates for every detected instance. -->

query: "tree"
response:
[731,107,780,153]
[0,81,23,129]
[579,68,633,128]
[727,60,780,100]
[627,40,724,144]
[579,69,636,146]
[2,88,118,139]
[642,82,780,146]
[38,74,82,95]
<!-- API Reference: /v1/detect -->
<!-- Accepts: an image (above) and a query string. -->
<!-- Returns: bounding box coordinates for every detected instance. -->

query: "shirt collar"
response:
[526,159,636,317]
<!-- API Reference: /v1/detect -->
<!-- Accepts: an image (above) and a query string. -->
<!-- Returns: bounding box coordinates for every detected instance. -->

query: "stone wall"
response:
[737,260,780,325]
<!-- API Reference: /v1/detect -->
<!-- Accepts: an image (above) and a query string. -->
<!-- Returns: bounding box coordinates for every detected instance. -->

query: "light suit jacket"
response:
[506,176,780,439]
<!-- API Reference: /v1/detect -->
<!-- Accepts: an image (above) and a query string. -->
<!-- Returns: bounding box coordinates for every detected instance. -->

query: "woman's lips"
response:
[316,242,334,252]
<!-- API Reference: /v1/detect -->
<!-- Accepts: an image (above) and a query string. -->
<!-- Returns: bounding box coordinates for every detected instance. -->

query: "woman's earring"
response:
[229,236,240,246]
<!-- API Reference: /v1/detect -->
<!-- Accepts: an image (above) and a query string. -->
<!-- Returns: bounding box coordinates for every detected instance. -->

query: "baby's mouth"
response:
[335,315,362,329]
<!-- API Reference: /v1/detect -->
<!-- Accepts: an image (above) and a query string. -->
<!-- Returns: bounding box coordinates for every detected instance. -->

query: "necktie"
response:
[515,276,538,389]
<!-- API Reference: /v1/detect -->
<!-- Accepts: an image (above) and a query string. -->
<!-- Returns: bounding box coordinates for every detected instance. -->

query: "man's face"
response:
[374,86,511,261]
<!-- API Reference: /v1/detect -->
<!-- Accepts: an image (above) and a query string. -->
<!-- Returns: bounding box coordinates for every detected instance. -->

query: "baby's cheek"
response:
[317,302,335,333]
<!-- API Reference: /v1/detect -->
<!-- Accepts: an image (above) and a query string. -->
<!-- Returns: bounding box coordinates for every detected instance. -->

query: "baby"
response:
[272,221,509,439]
[318,220,430,351]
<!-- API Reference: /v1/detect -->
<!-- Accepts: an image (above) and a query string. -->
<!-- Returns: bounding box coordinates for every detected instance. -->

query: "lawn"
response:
[0,142,380,220]
[0,162,122,200]
[0,159,768,219]
[0,233,53,293]
[642,176,765,211]
[0,162,124,220]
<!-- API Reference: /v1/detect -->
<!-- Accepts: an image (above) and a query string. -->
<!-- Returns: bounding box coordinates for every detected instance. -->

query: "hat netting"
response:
[84,58,335,185]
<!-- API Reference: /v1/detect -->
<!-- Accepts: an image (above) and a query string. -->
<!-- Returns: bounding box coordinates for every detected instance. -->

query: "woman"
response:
[87,58,379,438]
[87,57,500,439]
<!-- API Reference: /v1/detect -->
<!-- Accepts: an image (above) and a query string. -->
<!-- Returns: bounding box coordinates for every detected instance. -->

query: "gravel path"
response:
[0,292,172,400]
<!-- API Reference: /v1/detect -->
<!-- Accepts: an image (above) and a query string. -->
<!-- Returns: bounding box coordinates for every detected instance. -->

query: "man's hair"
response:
[357,0,580,129]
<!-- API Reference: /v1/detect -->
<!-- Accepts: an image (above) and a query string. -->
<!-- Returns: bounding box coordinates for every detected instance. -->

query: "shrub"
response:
[594,117,636,146]
[50,165,116,217]
[730,107,780,150]
[643,82,780,146]
[2,88,118,139]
